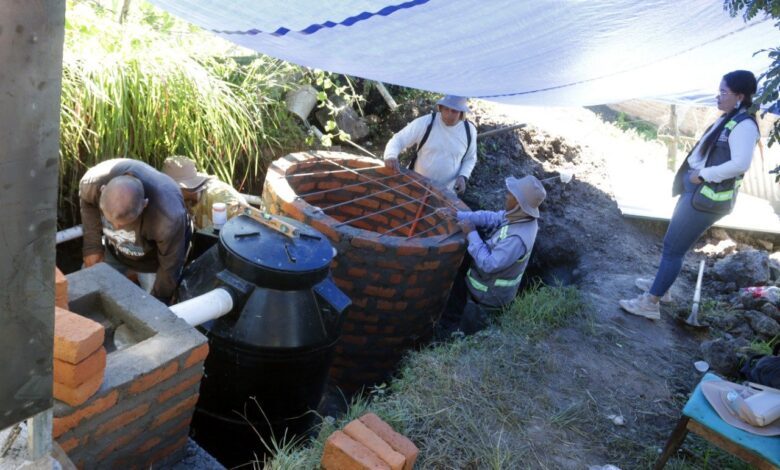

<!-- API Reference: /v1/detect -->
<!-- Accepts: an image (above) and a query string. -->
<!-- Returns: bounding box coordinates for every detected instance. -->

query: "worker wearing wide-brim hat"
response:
[456,175,546,333]
[383,95,477,195]
[162,156,247,230]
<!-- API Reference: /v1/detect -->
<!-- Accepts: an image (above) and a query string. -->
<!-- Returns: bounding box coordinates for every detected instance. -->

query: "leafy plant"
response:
[724,0,780,145]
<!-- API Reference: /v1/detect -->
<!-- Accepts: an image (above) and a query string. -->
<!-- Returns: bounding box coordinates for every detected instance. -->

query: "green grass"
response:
[499,280,585,338]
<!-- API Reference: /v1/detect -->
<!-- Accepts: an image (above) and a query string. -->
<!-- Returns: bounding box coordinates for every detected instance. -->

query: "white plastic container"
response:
[212,202,228,229]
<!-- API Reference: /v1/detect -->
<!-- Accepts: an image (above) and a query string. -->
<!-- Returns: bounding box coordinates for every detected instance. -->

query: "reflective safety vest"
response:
[466,218,538,308]
[673,112,756,215]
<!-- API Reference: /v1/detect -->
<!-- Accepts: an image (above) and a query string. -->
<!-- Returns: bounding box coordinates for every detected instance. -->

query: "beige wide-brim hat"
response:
[701,379,780,436]
[162,155,209,190]
[436,95,470,114]
[505,175,546,218]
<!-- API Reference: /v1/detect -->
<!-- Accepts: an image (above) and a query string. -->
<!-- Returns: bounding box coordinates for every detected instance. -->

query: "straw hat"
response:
[436,95,470,114]
[162,156,209,191]
[701,379,780,436]
[505,175,546,218]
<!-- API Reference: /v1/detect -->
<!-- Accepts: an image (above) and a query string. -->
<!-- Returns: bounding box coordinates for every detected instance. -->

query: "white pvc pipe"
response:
[56,225,83,244]
[169,287,234,326]
[240,193,263,206]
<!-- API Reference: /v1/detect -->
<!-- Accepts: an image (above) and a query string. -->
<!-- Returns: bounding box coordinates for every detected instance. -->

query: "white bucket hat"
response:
[505,175,546,218]
[436,95,470,114]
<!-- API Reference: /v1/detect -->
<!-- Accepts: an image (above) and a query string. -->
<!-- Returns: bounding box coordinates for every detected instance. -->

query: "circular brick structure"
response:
[262,151,468,393]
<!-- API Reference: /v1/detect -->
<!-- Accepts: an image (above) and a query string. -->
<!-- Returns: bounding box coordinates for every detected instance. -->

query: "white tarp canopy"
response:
[149,0,780,107]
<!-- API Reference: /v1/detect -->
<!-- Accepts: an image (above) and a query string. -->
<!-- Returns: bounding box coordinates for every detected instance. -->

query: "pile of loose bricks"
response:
[322,413,419,470]
[262,152,468,393]
[52,264,208,469]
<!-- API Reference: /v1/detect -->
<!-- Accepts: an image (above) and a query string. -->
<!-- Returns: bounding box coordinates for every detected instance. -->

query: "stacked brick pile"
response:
[55,267,68,308]
[53,307,106,407]
[321,413,419,470]
[263,152,468,393]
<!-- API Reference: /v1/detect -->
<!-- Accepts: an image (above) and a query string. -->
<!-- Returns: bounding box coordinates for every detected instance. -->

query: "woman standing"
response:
[620,70,760,320]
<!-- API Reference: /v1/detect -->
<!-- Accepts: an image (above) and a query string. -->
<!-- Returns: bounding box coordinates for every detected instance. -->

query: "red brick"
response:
[341,335,368,347]
[309,219,341,243]
[157,373,203,404]
[343,420,405,470]
[58,436,83,453]
[367,214,389,226]
[137,436,162,453]
[346,184,369,194]
[55,268,68,309]
[148,435,188,467]
[350,297,369,308]
[396,244,429,256]
[151,394,199,429]
[364,286,395,299]
[54,307,104,364]
[296,182,316,193]
[437,241,463,254]
[376,260,404,270]
[129,361,179,395]
[54,369,104,407]
[377,300,394,311]
[53,390,118,438]
[341,205,364,218]
[183,344,209,369]
[404,288,424,299]
[350,220,375,232]
[394,301,408,311]
[359,414,418,470]
[355,198,381,210]
[321,430,390,470]
[335,278,354,291]
[96,403,150,436]
[318,181,341,190]
[348,267,368,278]
[97,427,143,461]
[416,260,441,271]
[54,346,106,388]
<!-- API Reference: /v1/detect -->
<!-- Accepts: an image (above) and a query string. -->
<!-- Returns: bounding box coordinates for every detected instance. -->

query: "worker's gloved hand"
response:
[454,176,467,194]
[458,219,475,235]
[83,253,104,267]
[384,158,400,172]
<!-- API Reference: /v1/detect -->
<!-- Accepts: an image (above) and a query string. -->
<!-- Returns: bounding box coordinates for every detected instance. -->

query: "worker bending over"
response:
[80,158,189,304]
[384,95,477,194]
[456,175,546,333]
[162,156,247,230]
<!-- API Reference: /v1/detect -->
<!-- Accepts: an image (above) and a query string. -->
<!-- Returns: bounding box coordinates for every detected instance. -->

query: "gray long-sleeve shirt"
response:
[79,159,188,302]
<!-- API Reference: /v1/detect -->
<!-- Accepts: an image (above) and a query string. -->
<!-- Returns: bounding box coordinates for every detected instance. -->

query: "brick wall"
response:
[53,264,208,469]
[263,151,467,393]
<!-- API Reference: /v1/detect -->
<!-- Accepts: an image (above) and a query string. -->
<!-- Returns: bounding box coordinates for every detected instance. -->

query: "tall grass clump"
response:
[499,280,585,337]
[58,1,305,222]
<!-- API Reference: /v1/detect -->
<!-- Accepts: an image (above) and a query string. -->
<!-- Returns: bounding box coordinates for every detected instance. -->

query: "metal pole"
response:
[0,0,66,453]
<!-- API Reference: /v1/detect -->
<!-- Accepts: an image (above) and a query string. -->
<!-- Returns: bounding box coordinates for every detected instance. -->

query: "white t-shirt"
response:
[383,113,477,191]
[686,112,759,183]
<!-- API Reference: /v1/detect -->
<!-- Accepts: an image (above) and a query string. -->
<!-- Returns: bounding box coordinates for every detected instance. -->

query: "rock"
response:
[710,228,731,240]
[713,249,770,288]
[315,96,370,141]
[757,239,774,251]
[740,290,763,310]
[744,310,780,339]
[714,312,742,331]
[760,303,780,323]
[697,239,737,257]
[729,321,756,339]
[700,338,745,376]
[769,253,780,281]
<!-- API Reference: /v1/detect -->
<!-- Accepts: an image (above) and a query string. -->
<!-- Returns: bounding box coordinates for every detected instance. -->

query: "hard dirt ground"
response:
[362,98,780,468]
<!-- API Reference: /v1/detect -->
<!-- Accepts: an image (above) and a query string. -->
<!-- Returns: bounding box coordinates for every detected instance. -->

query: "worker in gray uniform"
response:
[456,175,546,333]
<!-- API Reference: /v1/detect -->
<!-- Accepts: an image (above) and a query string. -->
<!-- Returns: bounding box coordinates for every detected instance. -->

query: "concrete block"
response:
[54,307,104,364]
[53,347,106,388]
[55,268,68,308]
[344,420,405,470]
[54,369,104,407]
[321,430,390,470]
[359,413,418,470]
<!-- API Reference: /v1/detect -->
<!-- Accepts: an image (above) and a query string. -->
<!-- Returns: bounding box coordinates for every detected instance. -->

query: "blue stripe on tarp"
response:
[211,0,430,37]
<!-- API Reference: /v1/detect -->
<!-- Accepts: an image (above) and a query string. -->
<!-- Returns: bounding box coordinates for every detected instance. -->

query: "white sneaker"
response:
[635,278,673,303]
[619,293,661,320]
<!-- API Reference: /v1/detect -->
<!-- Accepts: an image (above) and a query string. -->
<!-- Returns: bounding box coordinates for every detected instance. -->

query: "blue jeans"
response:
[649,171,724,297]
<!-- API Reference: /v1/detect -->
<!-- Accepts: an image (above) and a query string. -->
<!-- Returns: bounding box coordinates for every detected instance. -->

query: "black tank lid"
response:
[218,214,334,288]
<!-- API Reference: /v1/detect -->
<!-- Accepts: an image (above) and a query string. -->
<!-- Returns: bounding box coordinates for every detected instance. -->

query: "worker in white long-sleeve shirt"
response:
[456,175,546,333]
[383,95,477,194]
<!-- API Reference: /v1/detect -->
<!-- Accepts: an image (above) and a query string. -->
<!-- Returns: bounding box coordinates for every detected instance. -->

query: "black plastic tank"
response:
[178,214,350,467]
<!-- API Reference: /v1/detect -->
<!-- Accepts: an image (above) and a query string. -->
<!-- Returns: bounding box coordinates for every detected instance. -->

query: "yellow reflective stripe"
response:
[495,272,523,287]
[736,178,743,188]
[700,184,734,202]
[724,119,737,130]
[515,251,530,264]
[467,269,489,292]
[498,225,509,240]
